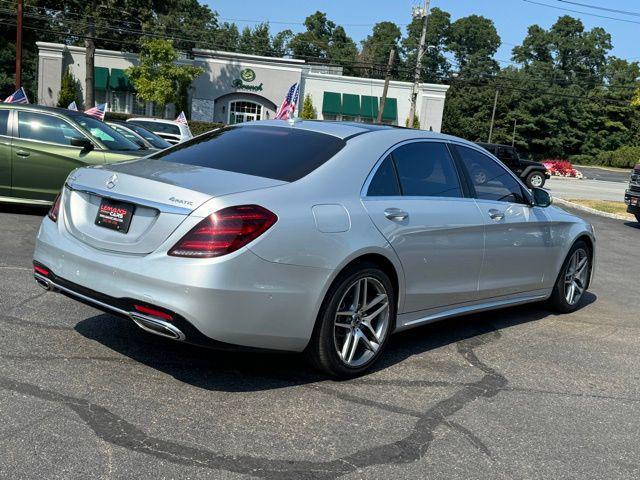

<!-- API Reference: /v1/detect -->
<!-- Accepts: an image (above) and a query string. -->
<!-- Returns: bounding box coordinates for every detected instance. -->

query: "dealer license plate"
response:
[95,198,135,233]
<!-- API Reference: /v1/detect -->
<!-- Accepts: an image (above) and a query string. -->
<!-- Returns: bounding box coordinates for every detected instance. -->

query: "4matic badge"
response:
[169,197,194,206]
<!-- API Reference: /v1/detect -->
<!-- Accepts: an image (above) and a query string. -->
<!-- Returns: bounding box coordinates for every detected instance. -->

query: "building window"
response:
[94,89,107,107]
[132,95,147,115]
[229,101,262,124]
[110,91,128,113]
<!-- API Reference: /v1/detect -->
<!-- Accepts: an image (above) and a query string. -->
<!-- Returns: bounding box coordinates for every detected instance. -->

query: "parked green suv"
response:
[0,104,148,205]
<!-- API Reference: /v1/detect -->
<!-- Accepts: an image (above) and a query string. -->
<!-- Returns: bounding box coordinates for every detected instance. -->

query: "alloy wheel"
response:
[333,277,390,368]
[530,173,544,187]
[564,248,589,305]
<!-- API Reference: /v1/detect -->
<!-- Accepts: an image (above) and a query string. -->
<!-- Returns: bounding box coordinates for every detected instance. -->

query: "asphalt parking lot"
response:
[1,204,639,479]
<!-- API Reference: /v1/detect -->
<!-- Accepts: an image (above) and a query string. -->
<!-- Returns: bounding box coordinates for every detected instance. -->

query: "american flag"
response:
[275,83,299,120]
[3,87,29,104]
[175,111,188,124]
[68,101,78,111]
[84,103,107,121]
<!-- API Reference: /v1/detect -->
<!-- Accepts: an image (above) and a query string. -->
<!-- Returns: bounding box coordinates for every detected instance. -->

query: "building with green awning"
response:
[36,41,449,129]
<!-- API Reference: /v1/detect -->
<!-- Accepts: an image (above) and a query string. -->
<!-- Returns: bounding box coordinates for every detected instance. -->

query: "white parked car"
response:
[126,117,192,145]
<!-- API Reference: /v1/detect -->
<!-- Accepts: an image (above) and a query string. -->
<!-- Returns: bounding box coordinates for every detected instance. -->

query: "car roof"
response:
[243,119,466,143]
[0,102,94,118]
[127,117,182,126]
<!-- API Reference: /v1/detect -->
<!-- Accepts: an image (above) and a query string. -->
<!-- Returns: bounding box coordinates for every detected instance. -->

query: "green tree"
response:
[126,39,203,117]
[57,68,81,107]
[360,21,402,79]
[402,7,451,82]
[300,93,317,119]
[272,29,294,57]
[289,11,335,60]
[327,26,358,75]
[447,15,501,76]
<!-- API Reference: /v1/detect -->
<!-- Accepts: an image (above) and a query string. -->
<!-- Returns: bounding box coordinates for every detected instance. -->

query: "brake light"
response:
[48,192,61,222]
[133,304,173,321]
[33,265,49,276]
[169,205,277,258]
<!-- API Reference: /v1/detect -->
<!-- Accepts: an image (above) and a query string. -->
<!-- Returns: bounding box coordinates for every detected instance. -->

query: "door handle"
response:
[15,150,30,157]
[488,209,505,221]
[384,208,409,221]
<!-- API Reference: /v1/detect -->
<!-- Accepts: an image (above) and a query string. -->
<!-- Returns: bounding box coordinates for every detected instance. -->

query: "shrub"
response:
[57,68,81,108]
[542,159,582,178]
[567,154,594,166]
[188,120,225,136]
[610,146,640,169]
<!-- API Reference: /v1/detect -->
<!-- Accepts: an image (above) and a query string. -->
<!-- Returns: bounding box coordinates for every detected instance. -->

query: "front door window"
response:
[229,101,262,125]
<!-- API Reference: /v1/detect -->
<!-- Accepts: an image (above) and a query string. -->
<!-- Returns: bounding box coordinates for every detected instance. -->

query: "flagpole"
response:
[15,0,23,89]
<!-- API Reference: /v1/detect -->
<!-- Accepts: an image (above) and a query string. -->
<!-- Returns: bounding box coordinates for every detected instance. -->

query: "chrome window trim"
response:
[360,138,468,200]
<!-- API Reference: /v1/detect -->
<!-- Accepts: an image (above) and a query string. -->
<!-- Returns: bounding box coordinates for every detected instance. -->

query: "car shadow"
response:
[0,203,47,216]
[623,220,640,229]
[75,292,596,392]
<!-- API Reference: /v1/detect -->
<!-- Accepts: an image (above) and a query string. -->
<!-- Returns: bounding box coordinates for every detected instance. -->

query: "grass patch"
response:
[567,199,634,218]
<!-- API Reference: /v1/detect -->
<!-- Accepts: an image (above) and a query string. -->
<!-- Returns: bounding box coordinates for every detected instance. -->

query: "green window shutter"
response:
[341,94,360,117]
[381,97,397,122]
[109,68,134,91]
[94,67,109,90]
[360,95,379,119]
[322,92,341,116]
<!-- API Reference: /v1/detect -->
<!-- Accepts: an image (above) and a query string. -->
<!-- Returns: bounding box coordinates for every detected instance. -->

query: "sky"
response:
[204,0,639,64]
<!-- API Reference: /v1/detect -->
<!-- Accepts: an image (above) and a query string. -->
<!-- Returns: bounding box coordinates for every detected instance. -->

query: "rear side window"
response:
[130,121,180,135]
[367,155,401,196]
[152,126,346,182]
[392,142,462,198]
[454,145,528,204]
[0,110,9,136]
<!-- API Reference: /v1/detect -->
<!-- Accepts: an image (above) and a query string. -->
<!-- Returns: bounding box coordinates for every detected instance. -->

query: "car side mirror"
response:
[531,187,552,207]
[71,137,94,151]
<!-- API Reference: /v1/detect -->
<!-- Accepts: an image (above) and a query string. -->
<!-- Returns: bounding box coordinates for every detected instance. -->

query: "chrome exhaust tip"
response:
[129,313,185,341]
[35,277,51,291]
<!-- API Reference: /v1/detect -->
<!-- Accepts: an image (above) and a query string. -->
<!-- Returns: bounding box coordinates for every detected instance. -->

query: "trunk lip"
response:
[65,181,193,215]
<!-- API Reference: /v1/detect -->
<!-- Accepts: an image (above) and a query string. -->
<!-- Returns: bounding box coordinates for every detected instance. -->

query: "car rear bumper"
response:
[33,217,332,352]
[625,189,640,214]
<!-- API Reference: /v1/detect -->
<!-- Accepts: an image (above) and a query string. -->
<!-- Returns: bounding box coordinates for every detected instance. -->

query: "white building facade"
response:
[37,42,449,131]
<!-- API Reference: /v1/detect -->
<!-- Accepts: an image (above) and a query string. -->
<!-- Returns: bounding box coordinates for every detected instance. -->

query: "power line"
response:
[523,0,640,25]
[556,0,640,17]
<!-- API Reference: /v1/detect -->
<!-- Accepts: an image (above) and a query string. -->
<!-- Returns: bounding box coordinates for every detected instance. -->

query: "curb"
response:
[552,197,634,222]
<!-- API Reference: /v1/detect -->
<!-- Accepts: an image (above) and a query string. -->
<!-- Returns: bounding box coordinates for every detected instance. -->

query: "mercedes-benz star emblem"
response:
[106,173,118,189]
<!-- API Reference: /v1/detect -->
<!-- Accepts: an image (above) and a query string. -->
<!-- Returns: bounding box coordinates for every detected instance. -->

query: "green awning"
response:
[322,91,341,116]
[341,94,360,117]
[109,68,134,91]
[380,97,398,122]
[94,67,109,90]
[360,95,379,119]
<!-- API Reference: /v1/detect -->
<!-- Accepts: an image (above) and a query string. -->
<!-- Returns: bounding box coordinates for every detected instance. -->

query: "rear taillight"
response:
[169,205,277,258]
[133,304,173,321]
[48,192,61,222]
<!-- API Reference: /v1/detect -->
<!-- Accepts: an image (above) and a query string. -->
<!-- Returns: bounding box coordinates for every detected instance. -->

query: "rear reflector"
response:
[133,304,173,321]
[168,205,277,258]
[33,265,49,276]
[48,192,61,222]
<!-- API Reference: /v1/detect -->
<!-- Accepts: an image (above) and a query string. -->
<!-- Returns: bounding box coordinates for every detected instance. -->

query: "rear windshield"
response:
[129,120,180,135]
[150,125,346,182]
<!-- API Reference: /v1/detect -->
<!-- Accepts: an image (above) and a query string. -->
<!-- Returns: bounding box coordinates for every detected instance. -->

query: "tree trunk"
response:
[84,3,96,108]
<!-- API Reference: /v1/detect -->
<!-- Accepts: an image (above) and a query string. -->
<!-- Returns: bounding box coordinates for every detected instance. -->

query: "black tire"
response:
[547,240,591,313]
[306,262,396,378]
[635,213,640,224]
[525,170,546,189]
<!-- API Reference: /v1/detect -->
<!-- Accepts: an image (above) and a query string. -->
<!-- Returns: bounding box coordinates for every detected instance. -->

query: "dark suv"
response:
[476,143,550,189]
[624,164,640,222]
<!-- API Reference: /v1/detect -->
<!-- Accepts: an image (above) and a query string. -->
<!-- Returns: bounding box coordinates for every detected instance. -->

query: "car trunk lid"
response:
[62,159,287,254]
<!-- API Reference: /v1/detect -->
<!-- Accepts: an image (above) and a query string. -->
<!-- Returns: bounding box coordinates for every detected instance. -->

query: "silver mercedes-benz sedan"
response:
[33,120,595,377]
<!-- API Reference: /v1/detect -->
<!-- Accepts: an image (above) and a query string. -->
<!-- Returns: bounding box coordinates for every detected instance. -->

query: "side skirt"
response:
[395,290,550,332]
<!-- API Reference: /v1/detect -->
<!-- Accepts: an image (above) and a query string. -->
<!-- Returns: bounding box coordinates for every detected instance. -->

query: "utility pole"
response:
[84,2,97,108]
[15,0,23,89]
[408,0,430,129]
[511,118,518,147]
[488,88,499,143]
[377,48,395,124]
